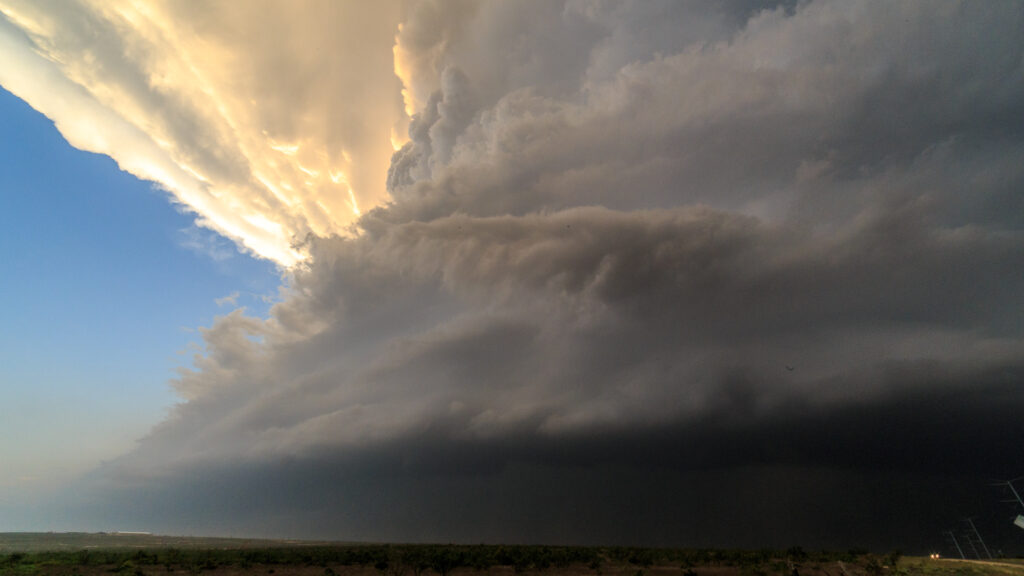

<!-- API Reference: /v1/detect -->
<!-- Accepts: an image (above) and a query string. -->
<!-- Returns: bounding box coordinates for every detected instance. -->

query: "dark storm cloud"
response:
[75,376,1022,549]
[66,0,1024,551]
[387,1,1024,227]
[89,206,1024,547]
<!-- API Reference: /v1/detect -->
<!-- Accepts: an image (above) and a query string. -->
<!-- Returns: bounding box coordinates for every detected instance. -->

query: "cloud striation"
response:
[3,0,1024,551]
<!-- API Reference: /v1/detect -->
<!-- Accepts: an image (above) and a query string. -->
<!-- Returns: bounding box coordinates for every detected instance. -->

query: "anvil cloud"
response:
[2,0,1023,551]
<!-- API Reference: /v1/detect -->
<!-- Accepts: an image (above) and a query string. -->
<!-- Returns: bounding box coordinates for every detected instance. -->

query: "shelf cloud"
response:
[3,0,1023,550]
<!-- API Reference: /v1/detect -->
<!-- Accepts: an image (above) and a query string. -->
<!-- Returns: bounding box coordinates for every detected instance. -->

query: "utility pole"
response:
[965,518,992,560]
[993,476,1024,532]
[945,530,966,559]
[995,477,1024,508]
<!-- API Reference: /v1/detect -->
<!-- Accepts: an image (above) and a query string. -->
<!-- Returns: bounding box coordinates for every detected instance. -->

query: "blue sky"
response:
[0,86,280,498]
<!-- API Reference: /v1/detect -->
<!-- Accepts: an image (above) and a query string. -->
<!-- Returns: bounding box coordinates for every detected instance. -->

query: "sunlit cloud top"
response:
[0,0,406,266]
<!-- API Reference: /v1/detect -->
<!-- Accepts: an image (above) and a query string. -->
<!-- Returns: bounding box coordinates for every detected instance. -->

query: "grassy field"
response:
[1,534,1022,576]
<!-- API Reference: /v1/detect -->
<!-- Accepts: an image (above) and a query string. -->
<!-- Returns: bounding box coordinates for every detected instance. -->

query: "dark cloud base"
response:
[59,373,1022,553]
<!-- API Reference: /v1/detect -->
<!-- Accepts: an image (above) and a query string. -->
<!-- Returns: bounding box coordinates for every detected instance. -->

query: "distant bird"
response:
[785,365,795,371]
